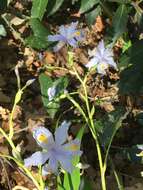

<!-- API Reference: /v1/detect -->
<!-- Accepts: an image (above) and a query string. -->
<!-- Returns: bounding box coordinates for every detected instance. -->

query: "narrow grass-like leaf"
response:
[47,0,64,16]
[62,127,85,190]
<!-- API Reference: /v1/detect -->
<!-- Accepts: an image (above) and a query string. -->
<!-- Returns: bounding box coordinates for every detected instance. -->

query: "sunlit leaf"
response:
[85,5,101,25]
[79,0,99,14]
[31,0,48,20]
[25,18,51,49]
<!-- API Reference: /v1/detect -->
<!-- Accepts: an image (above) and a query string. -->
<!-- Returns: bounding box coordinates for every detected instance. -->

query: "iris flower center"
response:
[69,144,79,151]
[37,134,48,143]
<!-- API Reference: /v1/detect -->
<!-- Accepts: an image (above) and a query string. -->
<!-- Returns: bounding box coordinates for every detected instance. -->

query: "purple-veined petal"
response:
[33,127,54,149]
[45,187,49,190]
[55,121,71,145]
[67,38,77,47]
[86,57,98,69]
[24,151,50,167]
[48,34,65,42]
[97,62,108,75]
[53,41,65,52]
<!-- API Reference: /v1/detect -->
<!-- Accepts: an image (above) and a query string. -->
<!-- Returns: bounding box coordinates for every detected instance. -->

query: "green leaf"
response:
[25,35,48,49]
[0,0,7,11]
[25,18,51,49]
[31,0,48,20]
[39,74,68,118]
[79,0,99,14]
[112,4,128,40]
[30,18,50,37]
[57,176,65,190]
[79,177,92,190]
[99,107,126,147]
[119,40,143,95]
[47,0,64,16]
[107,0,131,3]
[85,5,101,25]
[39,73,53,107]
[0,24,6,37]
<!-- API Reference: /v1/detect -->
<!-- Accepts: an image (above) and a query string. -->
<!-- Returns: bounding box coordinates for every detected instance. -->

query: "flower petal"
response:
[55,121,71,145]
[63,139,82,156]
[53,41,65,52]
[48,157,59,173]
[24,151,50,167]
[67,38,77,47]
[47,85,56,101]
[86,57,98,69]
[48,34,65,42]
[97,40,105,56]
[74,30,85,41]
[59,25,67,37]
[59,156,73,173]
[42,156,59,175]
[33,127,54,149]
[97,62,108,75]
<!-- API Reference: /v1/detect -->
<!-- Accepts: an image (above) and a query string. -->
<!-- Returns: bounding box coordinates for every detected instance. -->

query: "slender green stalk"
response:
[38,165,45,190]
[0,128,19,157]
[70,66,107,190]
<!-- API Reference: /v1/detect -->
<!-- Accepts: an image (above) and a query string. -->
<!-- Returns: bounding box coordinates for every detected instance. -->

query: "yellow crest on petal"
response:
[69,143,79,151]
[37,134,48,143]
[75,31,81,36]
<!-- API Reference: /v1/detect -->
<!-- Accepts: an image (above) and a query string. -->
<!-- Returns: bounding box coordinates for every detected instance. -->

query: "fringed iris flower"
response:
[86,40,117,75]
[24,121,82,174]
[48,22,84,51]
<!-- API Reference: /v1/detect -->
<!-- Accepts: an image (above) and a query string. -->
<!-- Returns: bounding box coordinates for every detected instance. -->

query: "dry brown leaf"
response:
[92,16,104,33]
[0,106,10,120]
[43,51,55,64]
[12,171,35,189]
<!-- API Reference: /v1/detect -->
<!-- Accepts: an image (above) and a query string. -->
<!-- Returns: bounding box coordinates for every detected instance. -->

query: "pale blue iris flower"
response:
[48,22,84,51]
[86,40,117,75]
[24,121,82,174]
